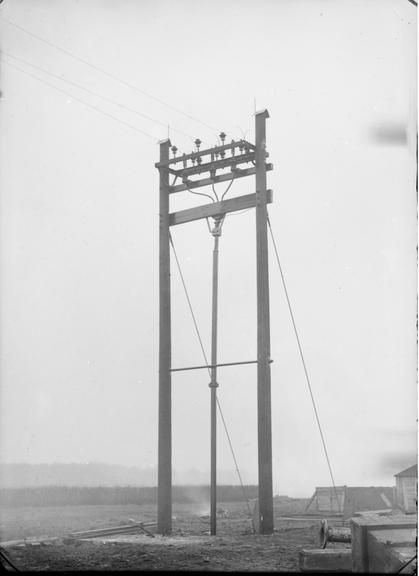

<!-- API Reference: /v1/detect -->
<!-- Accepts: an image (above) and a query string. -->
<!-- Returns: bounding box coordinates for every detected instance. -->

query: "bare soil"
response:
[0,502,329,571]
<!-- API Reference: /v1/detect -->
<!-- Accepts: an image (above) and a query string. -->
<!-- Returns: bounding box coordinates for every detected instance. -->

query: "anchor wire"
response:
[396,553,417,573]
[267,213,342,515]
[0,547,19,571]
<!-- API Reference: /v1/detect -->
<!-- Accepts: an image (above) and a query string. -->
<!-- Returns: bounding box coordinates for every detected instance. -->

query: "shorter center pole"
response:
[209,216,222,536]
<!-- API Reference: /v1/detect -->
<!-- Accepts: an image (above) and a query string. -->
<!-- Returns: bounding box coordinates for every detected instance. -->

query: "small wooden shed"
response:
[394,464,417,514]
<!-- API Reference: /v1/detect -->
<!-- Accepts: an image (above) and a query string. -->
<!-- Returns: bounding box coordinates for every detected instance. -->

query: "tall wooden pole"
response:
[255,110,274,534]
[209,218,222,535]
[158,139,172,535]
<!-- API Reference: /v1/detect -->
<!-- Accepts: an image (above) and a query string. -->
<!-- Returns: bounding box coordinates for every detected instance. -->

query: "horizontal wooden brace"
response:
[169,190,273,227]
[155,139,255,168]
[169,163,273,194]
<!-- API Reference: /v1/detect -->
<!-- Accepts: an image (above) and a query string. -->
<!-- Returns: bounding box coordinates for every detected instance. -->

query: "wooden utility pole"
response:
[158,139,172,535]
[209,216,223,535]
[255,110,274,534]
[156,119,274,535]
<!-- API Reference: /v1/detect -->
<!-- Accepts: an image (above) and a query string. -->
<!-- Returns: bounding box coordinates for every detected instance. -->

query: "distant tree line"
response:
[0,485,259,508]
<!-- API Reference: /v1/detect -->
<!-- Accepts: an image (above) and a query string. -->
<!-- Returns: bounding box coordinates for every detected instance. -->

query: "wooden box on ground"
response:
[351,514,417,573]
[299,549,352,573]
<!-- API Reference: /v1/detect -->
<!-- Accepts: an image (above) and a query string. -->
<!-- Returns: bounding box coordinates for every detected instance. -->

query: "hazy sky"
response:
[0,0,417,497]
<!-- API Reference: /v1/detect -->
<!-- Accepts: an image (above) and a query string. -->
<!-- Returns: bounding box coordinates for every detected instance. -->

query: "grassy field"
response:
[0,502,158,541]
[0,488,315,571]
[0,485,309,542]
[0,500,310,541]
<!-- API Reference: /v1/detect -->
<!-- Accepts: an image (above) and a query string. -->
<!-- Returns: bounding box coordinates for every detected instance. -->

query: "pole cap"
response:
[255,109,270,119]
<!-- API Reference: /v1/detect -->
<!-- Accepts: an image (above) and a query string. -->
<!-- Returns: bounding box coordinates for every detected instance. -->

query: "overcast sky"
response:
[0,0,417,497]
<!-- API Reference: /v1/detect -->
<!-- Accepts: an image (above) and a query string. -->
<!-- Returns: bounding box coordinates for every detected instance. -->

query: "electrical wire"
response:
[1,51,193,140]
[186,187,216,204]
[169,231,252,519]
[210,173,236,203]
[211,184,220,202]
[267,213,342,515]
[0,16,221,135]
[221,177,236,201]
[3,60,156,140]
[227,208,253,218]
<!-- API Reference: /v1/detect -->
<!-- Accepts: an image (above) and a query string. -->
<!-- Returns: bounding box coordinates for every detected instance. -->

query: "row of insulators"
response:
[171,135,252,169]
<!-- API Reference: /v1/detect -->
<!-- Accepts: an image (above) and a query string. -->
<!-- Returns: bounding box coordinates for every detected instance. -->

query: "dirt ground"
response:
[0,502,334,572]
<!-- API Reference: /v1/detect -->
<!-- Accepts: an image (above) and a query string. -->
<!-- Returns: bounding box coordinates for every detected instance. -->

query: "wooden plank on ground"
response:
[69,522,157,539]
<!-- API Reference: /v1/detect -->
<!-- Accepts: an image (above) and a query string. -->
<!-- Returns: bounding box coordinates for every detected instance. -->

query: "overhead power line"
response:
[3,60,156,140]
[2,51,194,140]
[0,16,221,135]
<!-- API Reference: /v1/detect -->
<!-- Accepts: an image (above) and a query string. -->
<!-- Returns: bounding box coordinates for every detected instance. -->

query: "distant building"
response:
[305,486,394,518]
[394,464,417,514]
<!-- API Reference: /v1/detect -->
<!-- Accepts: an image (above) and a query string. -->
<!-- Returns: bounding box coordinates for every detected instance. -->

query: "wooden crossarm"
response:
[169,190,273,227]
[169,164,273,194]
[155,139,255,168]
